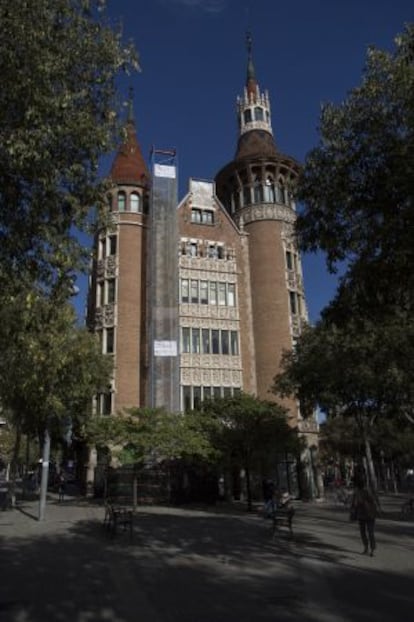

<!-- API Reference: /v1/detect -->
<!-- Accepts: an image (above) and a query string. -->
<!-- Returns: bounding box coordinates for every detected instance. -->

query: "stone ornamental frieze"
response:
[179,309,239,326]
[180,353,242,370]
[106,255,117,278]
[235,203,296,227]
[181,367,242,386]
[180,256,237,274]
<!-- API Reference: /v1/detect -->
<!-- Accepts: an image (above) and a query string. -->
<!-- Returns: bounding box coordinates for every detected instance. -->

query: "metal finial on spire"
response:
[246,30,252,57]
[246,31,256,82]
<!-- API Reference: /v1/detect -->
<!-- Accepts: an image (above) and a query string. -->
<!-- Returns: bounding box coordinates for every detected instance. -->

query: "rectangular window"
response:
[218,282,226,306]
[227,283,236,306]
[183,386,192,412]
[99,238,106,260]
[101,391,112,416]
[97,283,104,307]
[223,387,232,398]
[230,331,239,356]
[221,330,229,355]
[181,279,189,303]
[106,327,114,354]
[108,235,117,256]
[193,386,201,410]
[213,386,221,399]
[200,280,208,304]
[211,329,220,354]
[289,291,297,315]
[190,242,198,257]
[209,281,217,305]
[106,279,116,304]
[190,280,199,304]
[202,211,214,225]
[181,327,190,353]
[208,245,217,259]
[203,386,212,400]
[192,328,201,354]
[191,208,202,223]
[202,328,210,354]
[286,250,293,270]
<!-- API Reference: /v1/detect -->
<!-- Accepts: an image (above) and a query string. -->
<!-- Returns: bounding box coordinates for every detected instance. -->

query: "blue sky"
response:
[76,0,412,322]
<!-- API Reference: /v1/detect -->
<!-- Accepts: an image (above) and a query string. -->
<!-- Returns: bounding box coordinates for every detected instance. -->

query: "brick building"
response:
[87,37,320,496]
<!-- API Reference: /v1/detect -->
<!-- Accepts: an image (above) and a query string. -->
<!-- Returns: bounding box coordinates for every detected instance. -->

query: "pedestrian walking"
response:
[350,478,380,556]
[262,478,276,517]
[58,472,66,503]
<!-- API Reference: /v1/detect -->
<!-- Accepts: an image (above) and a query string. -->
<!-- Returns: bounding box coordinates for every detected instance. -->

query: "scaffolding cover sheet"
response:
[154,164,176,179]
[153,340,178,356]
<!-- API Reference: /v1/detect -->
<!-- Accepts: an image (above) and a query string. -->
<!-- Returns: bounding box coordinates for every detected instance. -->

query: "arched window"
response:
[253,176,263,203]
[277,182,285,204]
[244,109,252,124]
[264,176,276,202]
[130,192,140,212]
[117,191,126,211]
[254,107,264,121]
[243,186,251,206]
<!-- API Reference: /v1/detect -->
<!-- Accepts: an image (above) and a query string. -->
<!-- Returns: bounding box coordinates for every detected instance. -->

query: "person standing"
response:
[350,478,380,556]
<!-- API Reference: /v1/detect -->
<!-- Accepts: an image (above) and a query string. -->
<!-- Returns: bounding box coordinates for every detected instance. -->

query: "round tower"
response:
[94,93,150,413]
[215,34,307,405]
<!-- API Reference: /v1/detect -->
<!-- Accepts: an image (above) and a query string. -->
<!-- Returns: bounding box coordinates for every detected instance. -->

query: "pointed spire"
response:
[109,90,149,186]
[246,31,257,96]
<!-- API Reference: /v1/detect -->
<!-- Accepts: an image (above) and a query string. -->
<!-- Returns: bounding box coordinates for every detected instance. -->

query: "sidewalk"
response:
[0,492,413,622]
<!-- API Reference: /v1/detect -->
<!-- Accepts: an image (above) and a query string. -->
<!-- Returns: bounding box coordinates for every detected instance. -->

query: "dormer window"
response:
[191,208,214,225]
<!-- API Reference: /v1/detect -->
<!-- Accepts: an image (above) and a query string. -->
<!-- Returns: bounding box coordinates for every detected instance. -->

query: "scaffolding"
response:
[147,148,180,412]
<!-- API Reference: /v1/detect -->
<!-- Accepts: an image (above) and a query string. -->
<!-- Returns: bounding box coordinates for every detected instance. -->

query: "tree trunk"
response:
[9,421,22,507]
[364,435,377,492]
[245,463,252,511]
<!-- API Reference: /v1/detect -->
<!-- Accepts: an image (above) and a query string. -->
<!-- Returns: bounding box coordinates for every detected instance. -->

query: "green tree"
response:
[0,294,112,485]
[296,24,414,297]
[0,0,138,299]
[198,393,300,510]
[85,407,214,465]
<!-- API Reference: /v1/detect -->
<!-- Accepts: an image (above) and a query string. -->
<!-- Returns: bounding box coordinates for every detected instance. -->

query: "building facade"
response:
[87,38,319,494]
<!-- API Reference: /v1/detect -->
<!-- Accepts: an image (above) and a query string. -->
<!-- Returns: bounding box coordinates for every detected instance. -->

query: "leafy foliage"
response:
[85,408,214,465]
[0,0,139,296]
[0,294,112,438]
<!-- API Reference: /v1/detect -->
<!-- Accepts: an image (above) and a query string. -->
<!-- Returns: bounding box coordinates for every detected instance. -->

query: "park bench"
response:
[103,499,134,539]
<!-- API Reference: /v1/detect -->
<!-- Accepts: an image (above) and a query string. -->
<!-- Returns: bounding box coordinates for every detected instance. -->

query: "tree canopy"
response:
[0,0,138,298]
[0,1,136,470]
[296,23,414,300]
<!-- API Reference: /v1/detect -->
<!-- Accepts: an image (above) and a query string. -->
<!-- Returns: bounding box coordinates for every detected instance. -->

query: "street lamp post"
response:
[38,426,51,521]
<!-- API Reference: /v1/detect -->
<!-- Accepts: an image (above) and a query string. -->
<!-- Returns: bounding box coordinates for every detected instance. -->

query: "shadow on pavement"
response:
[1,504,413,622]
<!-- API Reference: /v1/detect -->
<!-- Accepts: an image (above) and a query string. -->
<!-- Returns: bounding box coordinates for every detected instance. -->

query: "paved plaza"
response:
[0,491,413,622]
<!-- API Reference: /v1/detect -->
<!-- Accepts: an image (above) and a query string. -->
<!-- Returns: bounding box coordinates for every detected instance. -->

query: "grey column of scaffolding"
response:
[147,149,180,413]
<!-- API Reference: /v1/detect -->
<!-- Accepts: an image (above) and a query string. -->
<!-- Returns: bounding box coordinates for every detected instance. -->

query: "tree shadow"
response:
[1,504,413,622]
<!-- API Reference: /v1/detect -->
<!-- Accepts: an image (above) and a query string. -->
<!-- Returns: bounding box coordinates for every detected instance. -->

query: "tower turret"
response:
[215,34,307,404]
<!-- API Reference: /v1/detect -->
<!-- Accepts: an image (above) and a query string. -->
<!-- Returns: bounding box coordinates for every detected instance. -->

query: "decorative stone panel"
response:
[235,204,295,227]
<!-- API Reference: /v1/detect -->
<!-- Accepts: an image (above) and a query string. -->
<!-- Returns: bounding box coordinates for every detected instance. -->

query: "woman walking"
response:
[350,478,380,556]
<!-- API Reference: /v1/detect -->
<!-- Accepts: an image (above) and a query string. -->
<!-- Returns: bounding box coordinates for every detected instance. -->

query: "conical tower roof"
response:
[110,94,149,186]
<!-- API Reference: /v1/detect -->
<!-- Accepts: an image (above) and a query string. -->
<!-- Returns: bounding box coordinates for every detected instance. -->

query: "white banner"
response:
[154,340,178,356]
[154,164,176,179]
